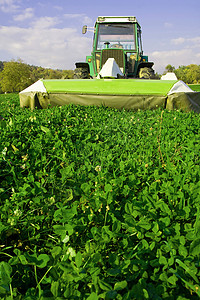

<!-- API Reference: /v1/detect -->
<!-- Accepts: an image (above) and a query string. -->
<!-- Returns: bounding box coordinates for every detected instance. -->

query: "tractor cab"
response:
[75,16,154,79]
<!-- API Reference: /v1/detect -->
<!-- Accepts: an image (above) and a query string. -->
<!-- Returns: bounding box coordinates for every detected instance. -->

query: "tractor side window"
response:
[137,26,143,55]
[96,23,136,50]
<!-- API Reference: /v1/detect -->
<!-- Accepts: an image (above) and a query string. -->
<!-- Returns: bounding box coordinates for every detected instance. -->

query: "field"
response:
[0,93,200,299]
[188,84,200,92]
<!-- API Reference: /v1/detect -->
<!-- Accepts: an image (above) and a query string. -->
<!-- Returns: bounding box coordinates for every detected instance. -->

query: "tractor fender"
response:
[136,61,154,78]
[74,62,90,79]
[137,61,154,72]
[75,62,90,72]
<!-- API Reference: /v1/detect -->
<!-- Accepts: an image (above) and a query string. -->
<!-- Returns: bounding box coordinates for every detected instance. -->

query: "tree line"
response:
[0,59,200,93]
[164,64,200,84]
[0,59,74,93]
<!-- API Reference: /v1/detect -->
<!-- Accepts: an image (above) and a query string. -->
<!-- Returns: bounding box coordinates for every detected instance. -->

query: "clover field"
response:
[0,93,200,299]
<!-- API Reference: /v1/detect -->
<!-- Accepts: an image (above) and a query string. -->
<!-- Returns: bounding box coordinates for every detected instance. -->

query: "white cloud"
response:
[149,34,200,73]
[187,37,200,48]
[31,16,60,29]
[0,0,20,13]
[171,37,185,45]
[171,36,200,47]
[14,7,34,21]
[190,37,200,43]
[0,23,92,70]
[150,48,197,73]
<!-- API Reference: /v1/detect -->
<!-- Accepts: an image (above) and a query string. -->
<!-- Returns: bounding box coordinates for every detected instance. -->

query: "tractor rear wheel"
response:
[73,67,90,79]
[139,67,155,79]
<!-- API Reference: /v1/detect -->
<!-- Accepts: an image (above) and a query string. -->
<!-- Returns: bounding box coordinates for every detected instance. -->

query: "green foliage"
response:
[0,59,74,94]
[0,61,4,72]
[164,64,200,84]
[0,94,200,299]
[175,64,200,84]
[164,64,175,73]
[29,66,74,81]
[0,59,32,93]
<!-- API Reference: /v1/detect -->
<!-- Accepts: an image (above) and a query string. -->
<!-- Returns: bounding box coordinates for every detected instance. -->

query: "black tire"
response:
[139,67,155,79]
[73,67,90,79]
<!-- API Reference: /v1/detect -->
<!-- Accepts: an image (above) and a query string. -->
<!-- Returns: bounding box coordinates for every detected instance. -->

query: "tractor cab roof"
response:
[96,16,140,26]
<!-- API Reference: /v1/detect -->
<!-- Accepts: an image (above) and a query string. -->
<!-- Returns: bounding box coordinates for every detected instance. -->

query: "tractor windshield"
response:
[96,23,135,50]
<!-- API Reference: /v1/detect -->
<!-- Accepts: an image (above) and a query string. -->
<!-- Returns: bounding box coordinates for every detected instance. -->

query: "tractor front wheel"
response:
[139,67,155,79]
[73,67,90,79]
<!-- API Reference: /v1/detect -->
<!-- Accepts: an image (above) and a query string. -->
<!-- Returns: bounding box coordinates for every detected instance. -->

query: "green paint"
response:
[43,79,178,96]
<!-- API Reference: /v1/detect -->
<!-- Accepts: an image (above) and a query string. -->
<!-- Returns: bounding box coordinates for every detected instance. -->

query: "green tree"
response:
[0,59,32,92]
[28,66,74,81]
[175,64,200,84]
[174,65,188,83]
[61,69,74,79]
[185,64,200,84]
[0,61,4,72]
[164,64,175,74]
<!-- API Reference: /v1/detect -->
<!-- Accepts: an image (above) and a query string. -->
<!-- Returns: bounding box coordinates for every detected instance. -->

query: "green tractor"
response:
[20,16,200,112]
[74,16,155,79]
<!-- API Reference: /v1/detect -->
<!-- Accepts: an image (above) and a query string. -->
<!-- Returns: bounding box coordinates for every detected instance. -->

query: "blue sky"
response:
[0,0,200,74]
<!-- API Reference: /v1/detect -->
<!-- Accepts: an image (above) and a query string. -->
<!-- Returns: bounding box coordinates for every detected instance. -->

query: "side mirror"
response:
[82,25,87,34]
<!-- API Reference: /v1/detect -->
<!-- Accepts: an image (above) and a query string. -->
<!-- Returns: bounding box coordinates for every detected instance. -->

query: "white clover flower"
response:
[8,218,15,225]
[14,209,22,217]
[2,147,7,157]
[95,165,101,172]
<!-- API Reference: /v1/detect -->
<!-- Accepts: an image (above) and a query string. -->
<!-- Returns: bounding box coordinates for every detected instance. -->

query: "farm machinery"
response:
[74,16,155,79]
[19,16,200,112]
